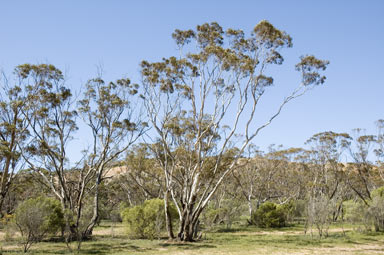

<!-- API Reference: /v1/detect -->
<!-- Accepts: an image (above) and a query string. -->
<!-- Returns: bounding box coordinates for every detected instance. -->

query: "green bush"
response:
[121,199,177,239]
[344,187,384,232]
[201,205,221,230]
[250,202,286,228]
[13,196,64,252]
[343,200,367,223]
[369,187,384,231]
[201,199,246,230]
[290,199,306,220]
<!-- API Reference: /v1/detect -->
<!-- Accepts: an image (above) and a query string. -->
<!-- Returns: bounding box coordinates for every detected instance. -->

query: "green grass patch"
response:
[1,222,384,254]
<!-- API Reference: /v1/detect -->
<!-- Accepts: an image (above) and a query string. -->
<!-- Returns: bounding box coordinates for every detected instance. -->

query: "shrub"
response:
[368,187,384,231]
[250,202,286,228]
[344,187,384,232]
[121,199,177,239]
[343,199,371,231]
[201,199,245,230]
[279,200,296,223]
[201,205,221,230]
[220,199,246,229]
[13,196,64,252]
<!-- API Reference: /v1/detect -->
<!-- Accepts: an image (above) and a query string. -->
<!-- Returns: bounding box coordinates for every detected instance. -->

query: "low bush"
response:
[12,196,64,252]
[201,199,245,230]
[121,199,177,239]
[250,202,286,228]
[369,186,384,231]
[344,187,384,232]
[343,199,371,231]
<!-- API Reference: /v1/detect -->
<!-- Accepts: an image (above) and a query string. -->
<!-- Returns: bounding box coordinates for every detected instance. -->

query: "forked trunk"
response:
[177,204,203,241]
[177,215,200,241]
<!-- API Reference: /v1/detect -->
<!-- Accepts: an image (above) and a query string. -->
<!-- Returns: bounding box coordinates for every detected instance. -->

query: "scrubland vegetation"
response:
[0,20,383,254]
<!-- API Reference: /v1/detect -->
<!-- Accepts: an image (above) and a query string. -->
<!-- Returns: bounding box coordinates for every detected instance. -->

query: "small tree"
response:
[13,196,64,252]
[78,76,147,238]
[306,196,335,238]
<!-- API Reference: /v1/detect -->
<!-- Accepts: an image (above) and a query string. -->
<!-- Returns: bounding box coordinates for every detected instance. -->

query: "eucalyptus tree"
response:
[17,64,76,207]
[350,122,384,232]
[141,21,329,241]
[0,72,30,217]
[16,64,79,234]
[118,144,164,206]
[78,77,147,237]
[347,129,379,204]
[267,148,308,204]
[305,132,351,236]
[231,147,265,217]
[17,64,146,247]
[305,131,351,200]
[232,147,305,218]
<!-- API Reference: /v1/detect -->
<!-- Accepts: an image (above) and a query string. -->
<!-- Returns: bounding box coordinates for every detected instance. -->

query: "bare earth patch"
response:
[297,244,384,255]
[92,223,125,237]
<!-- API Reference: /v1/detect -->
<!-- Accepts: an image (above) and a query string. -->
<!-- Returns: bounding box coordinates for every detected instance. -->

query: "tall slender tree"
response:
[141,21,329,241]
[78,76,147,237]
[17,64,81,239]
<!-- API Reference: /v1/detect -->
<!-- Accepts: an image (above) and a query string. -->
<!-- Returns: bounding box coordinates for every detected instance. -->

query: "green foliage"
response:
[201,199,246,230]
[14,196,64,235]
[250,202,286,228]
[369,187,384,231]
[12,196,64,252]
[343,199,371,231]
[0,213,13,228]
[371,186,384,198]
[290,199,307,220]
[344,188,384,232]
[121,199,177,239]
[278,200,296,222]
[201,204,220,230]
[141,20,328,241]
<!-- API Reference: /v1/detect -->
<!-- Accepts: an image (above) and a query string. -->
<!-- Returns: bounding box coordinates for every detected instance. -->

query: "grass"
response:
[1,222,384,254]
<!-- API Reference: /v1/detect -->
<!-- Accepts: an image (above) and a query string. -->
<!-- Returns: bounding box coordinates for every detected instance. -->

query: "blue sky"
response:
[1,1,383,158]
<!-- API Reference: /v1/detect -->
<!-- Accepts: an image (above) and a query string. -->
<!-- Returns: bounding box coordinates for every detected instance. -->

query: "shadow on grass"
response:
[213,224,304,234]
[215,228,240,233]
[80,240,154,255]
[159,242,216,250]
